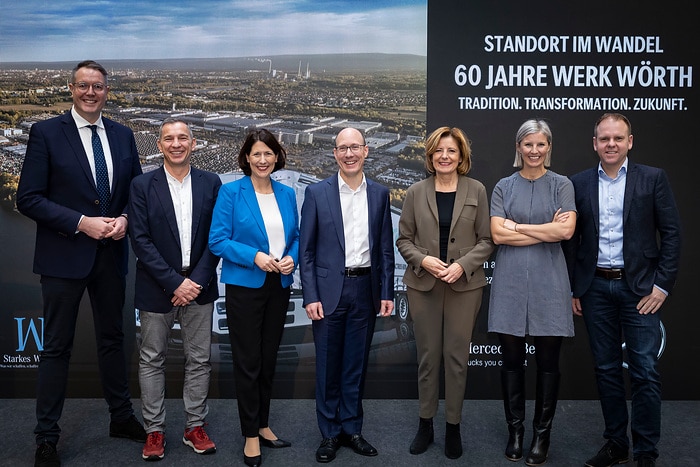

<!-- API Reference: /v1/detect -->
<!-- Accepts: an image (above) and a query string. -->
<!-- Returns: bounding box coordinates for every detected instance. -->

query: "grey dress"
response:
[488,170,575,337]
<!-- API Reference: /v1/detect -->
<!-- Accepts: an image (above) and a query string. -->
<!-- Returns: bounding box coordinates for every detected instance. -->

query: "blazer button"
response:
[449,259,454,263]
[450,238,455,243]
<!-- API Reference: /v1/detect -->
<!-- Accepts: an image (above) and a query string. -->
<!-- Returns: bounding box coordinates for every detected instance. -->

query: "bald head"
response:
[336,127,365,145]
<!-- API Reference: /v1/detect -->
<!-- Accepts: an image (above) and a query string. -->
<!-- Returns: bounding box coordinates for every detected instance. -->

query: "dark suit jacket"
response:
[299,174,395,315]
[17,111,142,278]
[396,175,494,292]
[128,166,221,313]
[564,162,681,297]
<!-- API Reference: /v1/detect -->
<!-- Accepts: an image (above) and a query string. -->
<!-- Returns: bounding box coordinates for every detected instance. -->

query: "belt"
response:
[180,268,191,277]
[595,267,624,280]
[344,267,371,277]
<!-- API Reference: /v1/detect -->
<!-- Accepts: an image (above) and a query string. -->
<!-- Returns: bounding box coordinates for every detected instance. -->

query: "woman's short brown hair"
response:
[238,129,286,176]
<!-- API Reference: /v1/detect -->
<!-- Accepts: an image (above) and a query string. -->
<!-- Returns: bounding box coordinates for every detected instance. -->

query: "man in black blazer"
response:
[17,60,145,467]
[564,113,681,467]
[300,127,395,463]
[128,118,221,461]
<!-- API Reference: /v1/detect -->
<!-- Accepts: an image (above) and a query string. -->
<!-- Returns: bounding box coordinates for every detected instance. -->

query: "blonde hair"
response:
[513,119,552,168]
[424,126,472,175]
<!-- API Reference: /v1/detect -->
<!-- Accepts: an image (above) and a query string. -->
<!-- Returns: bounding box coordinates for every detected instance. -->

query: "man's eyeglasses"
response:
[71,82,107,93]
[334,144,366,154]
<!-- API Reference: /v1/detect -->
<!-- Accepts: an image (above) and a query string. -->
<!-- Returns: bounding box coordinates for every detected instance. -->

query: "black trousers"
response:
[225,273,290,437]
[35,246,133,444]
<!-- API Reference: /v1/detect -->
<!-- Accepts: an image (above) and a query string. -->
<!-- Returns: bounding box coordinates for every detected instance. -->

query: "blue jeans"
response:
[580,276,661,460]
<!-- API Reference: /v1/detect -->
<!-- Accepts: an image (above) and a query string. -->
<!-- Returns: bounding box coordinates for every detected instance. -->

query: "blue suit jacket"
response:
[128,167,221,313]
[17,111,142,278]
[299,174,395,315]
[564,162,681,297]
[208,176,299,288]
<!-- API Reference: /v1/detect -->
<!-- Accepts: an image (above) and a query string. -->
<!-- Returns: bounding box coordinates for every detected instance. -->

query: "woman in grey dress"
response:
[489,119,576,466]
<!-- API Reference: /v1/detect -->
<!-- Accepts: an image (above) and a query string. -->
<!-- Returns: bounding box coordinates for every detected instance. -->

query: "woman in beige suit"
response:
[396,126,494,459]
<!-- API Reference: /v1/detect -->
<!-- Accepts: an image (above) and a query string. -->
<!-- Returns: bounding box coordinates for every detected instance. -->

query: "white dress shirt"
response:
[165,168,193,269]
[338,172,371,268]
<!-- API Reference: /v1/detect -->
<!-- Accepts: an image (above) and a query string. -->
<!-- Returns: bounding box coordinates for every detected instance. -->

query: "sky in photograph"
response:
[0,0,427,63]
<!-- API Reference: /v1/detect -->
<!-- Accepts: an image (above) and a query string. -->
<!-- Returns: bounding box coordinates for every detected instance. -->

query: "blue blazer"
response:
[17,111,142,278]
[564,162,681,297]
[128,167,221,313]
[299,174,395,315]
[208,176,299,288]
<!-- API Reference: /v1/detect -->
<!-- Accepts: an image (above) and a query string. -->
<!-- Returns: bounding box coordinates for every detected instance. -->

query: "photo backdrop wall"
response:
[1,0,697,400]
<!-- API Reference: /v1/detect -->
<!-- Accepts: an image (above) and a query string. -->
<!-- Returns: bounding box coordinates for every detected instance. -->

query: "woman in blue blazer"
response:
[209,129,299,467]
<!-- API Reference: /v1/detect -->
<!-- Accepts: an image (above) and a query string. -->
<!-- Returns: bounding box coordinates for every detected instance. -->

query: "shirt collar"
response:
[598,157,628,180]
[164,166,191,185]
[337,171,366,192]
[71,106,103,130]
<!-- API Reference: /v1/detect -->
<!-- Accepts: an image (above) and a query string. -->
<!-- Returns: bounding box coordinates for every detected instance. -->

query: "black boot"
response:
[409,417,434,454]
[525,372,560,466]
[444,422,462,459]
[502,369,525,461]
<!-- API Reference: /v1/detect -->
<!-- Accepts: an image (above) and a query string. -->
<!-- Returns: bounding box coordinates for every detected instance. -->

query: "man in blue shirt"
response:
[565,113,681,467]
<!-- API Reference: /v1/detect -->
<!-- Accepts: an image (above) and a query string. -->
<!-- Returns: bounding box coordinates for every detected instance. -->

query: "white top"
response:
[256,192,286,260]
[165,168,193,269]
[337,172,370,268]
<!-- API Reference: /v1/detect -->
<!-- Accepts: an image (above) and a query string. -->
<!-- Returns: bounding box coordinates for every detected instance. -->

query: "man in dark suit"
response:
[16,60,145,467]
[564,113,681,467]
[128,118,221,461]
[300,127,395,463]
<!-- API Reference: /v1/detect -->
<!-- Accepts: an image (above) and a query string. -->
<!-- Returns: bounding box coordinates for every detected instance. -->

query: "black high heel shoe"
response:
[244,453,261,467]
[259,434,292,448]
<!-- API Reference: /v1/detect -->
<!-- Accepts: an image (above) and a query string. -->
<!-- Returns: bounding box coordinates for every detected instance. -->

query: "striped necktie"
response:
[88,125,110,216]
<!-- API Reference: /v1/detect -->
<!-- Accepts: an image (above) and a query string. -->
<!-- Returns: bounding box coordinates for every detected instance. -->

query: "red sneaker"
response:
[183,425,216,454]
[142,431,165,461]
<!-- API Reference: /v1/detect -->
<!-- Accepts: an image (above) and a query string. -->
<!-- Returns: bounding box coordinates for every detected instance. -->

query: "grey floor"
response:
[1,399,697,466]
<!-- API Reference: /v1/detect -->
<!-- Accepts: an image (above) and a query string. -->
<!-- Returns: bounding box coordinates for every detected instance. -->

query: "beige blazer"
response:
[397,175,494,292]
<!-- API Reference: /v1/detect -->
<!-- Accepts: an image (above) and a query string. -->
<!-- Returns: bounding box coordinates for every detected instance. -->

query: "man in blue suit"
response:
[300,127,395,463]
[128,118,221,461]
[564,113,681,467]
[17,60,145,467]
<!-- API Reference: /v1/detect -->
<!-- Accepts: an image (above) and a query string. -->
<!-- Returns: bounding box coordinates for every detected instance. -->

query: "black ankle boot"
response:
[525,372,560,466]
[502,369,525,461]
[409,417,434,454]
[444,422,462,459]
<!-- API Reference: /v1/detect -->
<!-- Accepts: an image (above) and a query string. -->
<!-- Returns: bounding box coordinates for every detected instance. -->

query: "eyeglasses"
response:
[334,144,366,154]
[71,82,107,93]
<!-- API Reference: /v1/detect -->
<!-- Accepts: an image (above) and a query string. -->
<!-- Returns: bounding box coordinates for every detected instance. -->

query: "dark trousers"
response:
[225,273,290,437]
[35,246,133,444]
[580,276,662,460]
[313,274,375,438]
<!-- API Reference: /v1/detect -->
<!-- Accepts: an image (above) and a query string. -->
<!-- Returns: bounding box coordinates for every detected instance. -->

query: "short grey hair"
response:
[158,117,193,140]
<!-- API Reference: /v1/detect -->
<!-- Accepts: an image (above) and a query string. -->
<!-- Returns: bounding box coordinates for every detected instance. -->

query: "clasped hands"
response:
[254,252,295,275]
[421,255,464,284]
[172,278,203,306]
[78,215,128,241]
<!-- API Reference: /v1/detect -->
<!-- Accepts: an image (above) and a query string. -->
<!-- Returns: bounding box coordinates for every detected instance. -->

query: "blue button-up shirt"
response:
[597,159,627,269]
